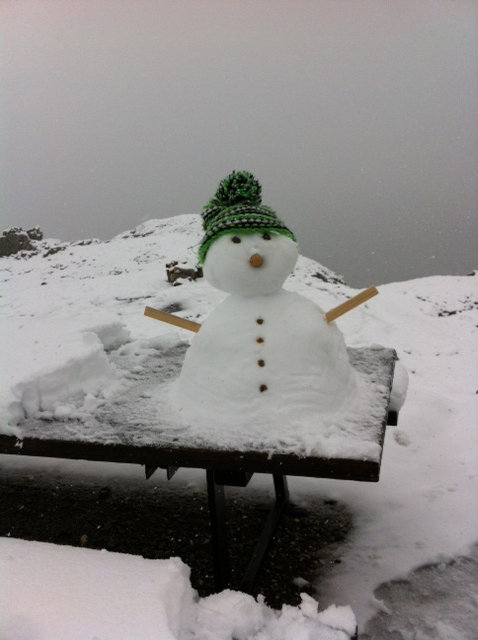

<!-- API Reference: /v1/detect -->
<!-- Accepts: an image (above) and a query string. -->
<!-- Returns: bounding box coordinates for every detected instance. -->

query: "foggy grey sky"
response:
[2,0,477,286]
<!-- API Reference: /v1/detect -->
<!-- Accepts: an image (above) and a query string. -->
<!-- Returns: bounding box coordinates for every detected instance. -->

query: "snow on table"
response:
[0,537,357,640]
[0,345,396,481]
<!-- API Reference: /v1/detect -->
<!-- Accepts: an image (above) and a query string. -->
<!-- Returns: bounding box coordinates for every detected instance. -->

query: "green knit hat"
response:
[198,171,296,264]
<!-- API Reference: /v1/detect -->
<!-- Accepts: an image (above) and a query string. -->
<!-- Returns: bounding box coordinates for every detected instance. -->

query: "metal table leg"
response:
[239,474,289,593]
[206,470,289,593]
[206,469,230,591]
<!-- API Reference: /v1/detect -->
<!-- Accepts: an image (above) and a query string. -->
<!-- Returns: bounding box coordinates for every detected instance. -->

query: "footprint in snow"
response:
[393,430,411,447]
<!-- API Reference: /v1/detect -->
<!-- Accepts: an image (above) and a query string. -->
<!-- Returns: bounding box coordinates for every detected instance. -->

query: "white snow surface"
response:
[1,215,477,635]
[0,537,355,640]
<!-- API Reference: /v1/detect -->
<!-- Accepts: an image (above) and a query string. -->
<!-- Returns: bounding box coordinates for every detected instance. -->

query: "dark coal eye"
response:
[231,236,241,244]
[262,232,271,240]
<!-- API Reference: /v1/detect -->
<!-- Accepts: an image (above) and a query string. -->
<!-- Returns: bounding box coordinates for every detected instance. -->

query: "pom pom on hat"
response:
[199,171,296,263]
[205,171,262,208]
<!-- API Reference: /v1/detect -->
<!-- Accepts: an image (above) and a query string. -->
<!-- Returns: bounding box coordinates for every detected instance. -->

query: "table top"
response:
[0,347,397,483]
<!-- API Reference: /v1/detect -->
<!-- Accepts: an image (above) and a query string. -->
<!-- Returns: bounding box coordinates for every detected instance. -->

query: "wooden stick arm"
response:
[144,286,378,332]
[324,286,378,323]
[144,307,201,332]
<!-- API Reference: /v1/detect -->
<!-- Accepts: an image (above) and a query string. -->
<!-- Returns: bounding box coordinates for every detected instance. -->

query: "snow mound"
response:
[0,538,357,640]
[2,318,129,427]
[0,538,193,640]
[185,590,355,640]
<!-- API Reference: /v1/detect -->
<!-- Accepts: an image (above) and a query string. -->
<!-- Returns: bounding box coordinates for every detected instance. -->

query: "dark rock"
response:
[166,261,203,285]
[161,302,184,314]
[312,269,345,285]
[27,226,43,241]
[43,244,67,257]
[72,238,100,247]
[0,227,36,257]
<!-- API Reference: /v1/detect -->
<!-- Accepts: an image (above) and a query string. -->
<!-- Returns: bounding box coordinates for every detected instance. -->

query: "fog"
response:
[2,0,477,286]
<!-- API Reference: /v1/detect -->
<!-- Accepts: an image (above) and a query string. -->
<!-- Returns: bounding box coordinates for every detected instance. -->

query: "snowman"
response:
[171,171,359,429]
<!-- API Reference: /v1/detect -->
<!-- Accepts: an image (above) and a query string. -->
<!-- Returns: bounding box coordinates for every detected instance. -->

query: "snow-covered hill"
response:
[1,215,477,637]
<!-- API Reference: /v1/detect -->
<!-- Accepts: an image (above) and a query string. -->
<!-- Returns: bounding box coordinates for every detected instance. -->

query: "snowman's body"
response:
[172,233,358,425]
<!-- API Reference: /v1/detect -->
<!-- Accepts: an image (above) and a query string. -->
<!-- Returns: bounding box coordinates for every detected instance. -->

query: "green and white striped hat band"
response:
[198,171,296,264]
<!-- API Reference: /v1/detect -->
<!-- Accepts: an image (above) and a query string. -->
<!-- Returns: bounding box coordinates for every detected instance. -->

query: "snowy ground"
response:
[1,216,477,638]
[1,536,356,640]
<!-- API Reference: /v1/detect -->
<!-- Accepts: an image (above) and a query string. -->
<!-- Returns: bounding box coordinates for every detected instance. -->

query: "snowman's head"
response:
[198,171,297,295]
[203,231,298,296]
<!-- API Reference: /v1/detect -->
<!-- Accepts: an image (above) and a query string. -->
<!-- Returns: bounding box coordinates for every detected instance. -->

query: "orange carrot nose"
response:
[249,253,264,268]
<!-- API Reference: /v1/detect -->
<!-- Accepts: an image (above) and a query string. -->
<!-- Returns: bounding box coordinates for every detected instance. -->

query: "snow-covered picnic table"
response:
[0,345,397,596]
[0,347,397,478]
